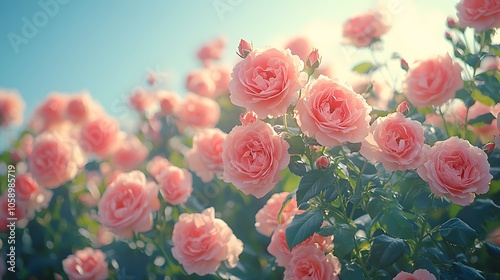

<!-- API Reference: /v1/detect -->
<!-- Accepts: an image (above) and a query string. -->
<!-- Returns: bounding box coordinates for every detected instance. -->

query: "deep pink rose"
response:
[255,192,300,237]
[110,135,148,171]
[15,173,39,201]
[176,93,220,130]
[417,137,492,206]
[403,54,463,108]
[64,92,104,124]
[229,47,307,119]
[360,112,425,171]
[171,207,243,276]
[393,269,437,280]
[98,171,160,238]
[28,132,86,188]
[146,156,172,178]
[156,165,193,205]
[185,128,226,183]
[62,248,109,280]
[456,0,500,31]
[283,245,341,280]
[157,90,181,116]
[285,37,313,62]
[222,120,290,198]
[80,116,121,158]
[295,75,371,146]
[342,11,390,48]
[0,89,24,127]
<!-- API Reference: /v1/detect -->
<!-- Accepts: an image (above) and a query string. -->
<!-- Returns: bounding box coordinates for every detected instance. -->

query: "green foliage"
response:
[285,210,323,250]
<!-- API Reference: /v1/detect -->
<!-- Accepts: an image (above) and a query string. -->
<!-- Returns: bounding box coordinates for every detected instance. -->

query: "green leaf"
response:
[369,234,406,268]
[471,88,495,106]
[468,112,495,127]
[485,243,500,258]
[277,192,295,225]
[316,225,335,237]
[491,44,500,57]
[339,262,365,279]
[288,156,308,177]
[352,61,378,74]
[296,169,334,204]
[367,196,385,219]
[442,262,485,280]
[455,88,475,108]
[457,200,500,235]
[286,210,323,250]
[332,223,357,258]
[323,178,348,202]
[379,208,417,239]
[439,218,477,247]
[286,135,306,154]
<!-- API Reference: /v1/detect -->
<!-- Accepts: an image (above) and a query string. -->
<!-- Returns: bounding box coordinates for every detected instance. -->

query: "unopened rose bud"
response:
[306,48,321,69]
[239,111,258,125]
[315,155,329,169]
[483,142,495,154]
[446,17,458,29]
[400,58,409,71]
[445,31,453,41]
[237,39,252,58]
[397,101,411,115]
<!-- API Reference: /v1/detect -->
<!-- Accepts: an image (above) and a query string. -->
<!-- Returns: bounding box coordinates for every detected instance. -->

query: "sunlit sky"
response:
[0,0,486,150]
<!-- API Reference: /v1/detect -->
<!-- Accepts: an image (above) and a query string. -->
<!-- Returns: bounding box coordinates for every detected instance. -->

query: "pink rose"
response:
[229,47,307,119]
[211,66,231,95]
[197,37,225,65]
[156,165,193,205]
[393,269,437,280]
[0,194,26,231]
[146,156,172,178]
[186,68,217,98]
[283,245,341,280]
[222,120,290,198]
[157,90,181,116]
[64,92,104,124]
[255,192,300,237]
[239,111,258,126]
[129,87,156,112]
[62,248,109,280]
[285,37,313,62]
[171,207,243,276]
[29,94,69,132]
[185,128,226,183]
[98,171,159,238]
[342,11,390,48]
[80,116,121,158]
[417,137,492,206]
[15,173,39,201]
[403,54,463,108]
[110,135,149,171]
[28,132,86,188]
[11,134,33,161]
[456,0,500,31]
[295,75,372,146]
[488,227,500,245]
[467,102,498,142]
[176,93,220,130]
[0,89,24,127]
[360,112,425,171]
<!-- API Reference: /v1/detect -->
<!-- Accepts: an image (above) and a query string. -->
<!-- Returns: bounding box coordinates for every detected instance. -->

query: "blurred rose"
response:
[0,89,24,127]
[229,47,307,119]
[295,75,371,146]
[110,135,148,171]
[222,120,290,198]
[186,68,217,98]
[11,134,34,162]
[177,93,220,130]
[443,99,467,125]
[393,269,437,280]
[369,79,394,110]
[342,11,390,48]
[28,132,86,188]
[171,207,243,276]
[156,165,193,205]
[29,94,69,132]
[64,92,104,124]
[15,173,39,201]
[211,65,231,95]
[157,90,181,116]
[456,0,500,31]
[98,171,159,238]
[146,156,172,178]
[403,54,463,108]
[80,116,121,158]
[255,192,300,237]
[185,128,226,183]
[285,36,312,62]
[467,102,498,142]
[62,248,109,280]
[488,227,500,245]
[129,87,156,112]
[417,137,492,206]
[283,245,341,279]
[197,37,225,65]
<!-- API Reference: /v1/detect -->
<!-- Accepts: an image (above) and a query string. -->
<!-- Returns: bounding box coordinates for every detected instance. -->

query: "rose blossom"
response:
[403,54,463,108]
[64,92,104,124]
[185,128,226,183]
[467,102,498,142]
[393,269,437,280]
[222,120,290,198]
[197,37,225,65]
[0,89,24,127]
[146,156,172,178]
[229,46,307,119]
[98,171,160,238]
[156,166,193,205]
[360,112,425,171]
[28,132,86,188]
[0,194,26,231]
[456,0,500,31]
[29,94,69,132]
[80,116,121,158]
[15,173,39,201]
[157,90,181,116]
[211,66,231,95]
[129,87,156,112]
[342,11,390,48]
[255,192,300,237]
[285,36,313,62]
[171,207,243,276]
[417,136,492,206]
[62,248,109,280]
[186,68,217,98]
[176,93,220,130]
[295,75,371,147]
[283,245,341,280]
[110,135,148,171]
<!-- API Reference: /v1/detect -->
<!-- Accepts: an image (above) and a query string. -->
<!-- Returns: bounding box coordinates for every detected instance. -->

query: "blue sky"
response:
[0,0,463,150]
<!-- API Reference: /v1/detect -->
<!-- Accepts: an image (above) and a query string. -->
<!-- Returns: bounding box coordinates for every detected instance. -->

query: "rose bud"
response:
[396,101,411,115]
[400,58,409,71]
[315,155,329,169]
[483,142,495,154]
[239,111,258,125]
[306,48,321,69]
[445,31,453,41]
[446,16,458,29]
[237,39,252,58]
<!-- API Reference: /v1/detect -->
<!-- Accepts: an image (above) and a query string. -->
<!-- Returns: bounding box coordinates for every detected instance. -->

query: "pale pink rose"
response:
[129,87,156,112]
[488,227,500,245]
[186,68,217,98]
[443,99,467,125]
[146,156,172,178]
[110,135,148,171]
[197,37,225,65]
[157,90,181,116]
[156,165,193,205]
[28,132,86,188]
[285,37,313,62]
[0,89,25,127]
[295,75,372,146]
[360,112,425,171]
[97,226,115,246]
[98,171,159,238]
[171,207,243,276]
[80,116,121,158]
[29,94,69,132]
[467,102,498,141]
[393,269,437,280]
[229,47,307,119]
[185,128,226,183]
[211,66,231,95]
[417,137,492,206]
[456,0,500,31]
[283,246,341,280]
[342,11,390,48]
[239,111,258,126]
[176,93,220,130]
[480,56,500,72]
[255,192,300,237]
[64,92,104,124]
[222,120,290,198]
[62,248,109,280]
[424,113,444,128]
[403,54,463,108]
